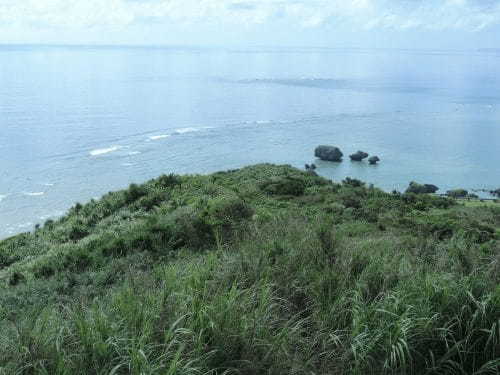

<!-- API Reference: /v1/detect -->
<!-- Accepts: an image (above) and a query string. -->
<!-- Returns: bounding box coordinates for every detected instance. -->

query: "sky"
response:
[1,0,500,48]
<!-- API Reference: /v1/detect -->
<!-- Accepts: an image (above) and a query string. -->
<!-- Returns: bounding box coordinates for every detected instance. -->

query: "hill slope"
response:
[1,164,499,374]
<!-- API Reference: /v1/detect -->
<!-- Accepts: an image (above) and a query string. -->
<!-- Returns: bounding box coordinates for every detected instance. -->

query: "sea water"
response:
[1,45,500,238]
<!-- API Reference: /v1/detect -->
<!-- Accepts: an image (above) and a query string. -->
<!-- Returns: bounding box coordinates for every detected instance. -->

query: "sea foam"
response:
[174,127,200,134]
[149,134,170,140]
[89,145,121,156]
[0,194,7,202]
[24,192,45,196]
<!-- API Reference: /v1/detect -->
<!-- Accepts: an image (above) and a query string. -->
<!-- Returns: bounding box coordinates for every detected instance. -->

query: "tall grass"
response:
[0,164,499,374]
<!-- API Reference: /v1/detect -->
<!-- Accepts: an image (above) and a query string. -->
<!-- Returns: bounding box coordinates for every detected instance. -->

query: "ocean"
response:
[1,45,500,238]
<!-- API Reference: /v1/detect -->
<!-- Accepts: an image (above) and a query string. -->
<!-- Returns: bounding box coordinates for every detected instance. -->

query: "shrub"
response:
[156,173,180,188]
[204,195,253,228]
[405,181,439,194]
[8,271,25,286]
[136,191,169,210]
[163,206,214,250]
[338,190,363,209]
[124,183,148,204]
[68,222,90,241]
[259,176,306,196]
[446,189,468,198]
[33,262,56,279]
[342,177,365,188]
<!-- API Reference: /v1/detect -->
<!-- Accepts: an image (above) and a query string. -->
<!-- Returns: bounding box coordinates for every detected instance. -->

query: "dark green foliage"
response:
[342,177,365,187]
[0,164,499,374]
[135,190,169,210]
[491,188,500,197]
[124,183,148,204]
[155,173,180,188]
[259,176,306,196]
[8,271,25,286]
[406,181,439,194]
[446,188,469,198]
[67,221,90,241]
[204,194,253,227]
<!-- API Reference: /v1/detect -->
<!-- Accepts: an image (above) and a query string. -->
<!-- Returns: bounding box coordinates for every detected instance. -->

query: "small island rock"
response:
[368,156,380,165]
[314,145,343,162]
[349,151,369,161]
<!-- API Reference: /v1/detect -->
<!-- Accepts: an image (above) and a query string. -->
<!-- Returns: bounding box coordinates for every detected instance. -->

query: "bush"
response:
[342,177,365,188]
[124,183,148,204]
[405,181,439,194]
[164,206,214,250]
[260,176,306,196]
[33,262,56,279]
[8,271,25,286]
[204,195,253,228]
[446,189,468,198]
[156,173,180,188]
[68,222,90,241]
[135,191,169,210]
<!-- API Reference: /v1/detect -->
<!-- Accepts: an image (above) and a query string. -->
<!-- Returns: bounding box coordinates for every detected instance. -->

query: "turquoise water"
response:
[1,45,500,238]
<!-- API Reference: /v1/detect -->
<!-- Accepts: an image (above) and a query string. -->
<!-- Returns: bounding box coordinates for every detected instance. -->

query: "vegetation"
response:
[446,189,469,199]
[405,181,440,194]
[0,164,499,374]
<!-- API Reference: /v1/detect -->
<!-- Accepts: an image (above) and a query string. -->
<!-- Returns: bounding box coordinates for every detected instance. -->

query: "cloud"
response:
[1,0,500,32]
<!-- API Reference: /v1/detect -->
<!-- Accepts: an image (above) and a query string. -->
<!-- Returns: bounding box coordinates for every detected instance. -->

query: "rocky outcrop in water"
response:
[314,146,343,162]
[349,151,369,161]
[368,156,380,165]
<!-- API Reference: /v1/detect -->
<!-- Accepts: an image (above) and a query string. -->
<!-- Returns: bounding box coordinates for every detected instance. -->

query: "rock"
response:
[349,150,369,161]
[368,156,380,165]
[314,145,343,162]
[310,163,317,170]
[405,181,439,194]
[305,164,310,170]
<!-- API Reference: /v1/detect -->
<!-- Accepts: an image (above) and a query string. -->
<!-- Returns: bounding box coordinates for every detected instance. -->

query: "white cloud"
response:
[1,0,500,32]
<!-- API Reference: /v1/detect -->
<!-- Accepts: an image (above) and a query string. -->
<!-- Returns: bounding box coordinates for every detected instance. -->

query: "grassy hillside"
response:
[0,164,499,374]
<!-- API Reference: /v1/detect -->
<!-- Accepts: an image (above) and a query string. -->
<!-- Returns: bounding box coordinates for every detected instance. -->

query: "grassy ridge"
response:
[0,164,499,374]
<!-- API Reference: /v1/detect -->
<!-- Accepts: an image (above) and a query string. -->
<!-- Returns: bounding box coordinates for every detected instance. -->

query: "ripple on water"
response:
[89,145,122,156]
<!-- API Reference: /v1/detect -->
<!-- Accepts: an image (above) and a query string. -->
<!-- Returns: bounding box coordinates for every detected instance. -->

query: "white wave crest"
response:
[24,192,45,196]
[149,134,170,140]
[89,145,121,156]
[128,151,141,156]
[0,194,7,202]
[174,127,200,134]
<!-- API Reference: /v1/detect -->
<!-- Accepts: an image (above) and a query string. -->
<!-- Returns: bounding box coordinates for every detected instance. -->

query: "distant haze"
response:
[1,0,500,48]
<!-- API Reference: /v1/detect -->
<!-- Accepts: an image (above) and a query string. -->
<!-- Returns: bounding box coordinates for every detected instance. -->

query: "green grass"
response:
[460,199,500,208]
[0,164,499,374]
